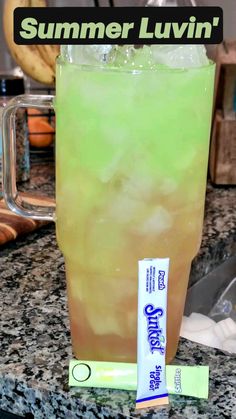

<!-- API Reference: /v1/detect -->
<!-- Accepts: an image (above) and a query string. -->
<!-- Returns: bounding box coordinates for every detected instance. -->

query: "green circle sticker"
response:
[72,363,92,382]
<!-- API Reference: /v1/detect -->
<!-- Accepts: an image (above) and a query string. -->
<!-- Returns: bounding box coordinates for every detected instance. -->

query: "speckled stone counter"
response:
[190,184,236,285]
[0,160,236,418]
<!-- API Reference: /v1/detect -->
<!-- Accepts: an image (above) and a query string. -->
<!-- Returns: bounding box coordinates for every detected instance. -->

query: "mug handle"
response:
[2,94,55,221]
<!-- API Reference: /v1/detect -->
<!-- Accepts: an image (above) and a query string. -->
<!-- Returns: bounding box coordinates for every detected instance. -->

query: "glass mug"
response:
[2,47,215,363]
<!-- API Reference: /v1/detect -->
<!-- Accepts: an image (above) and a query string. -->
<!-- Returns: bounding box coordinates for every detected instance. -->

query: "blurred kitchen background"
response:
[0,4,236,413]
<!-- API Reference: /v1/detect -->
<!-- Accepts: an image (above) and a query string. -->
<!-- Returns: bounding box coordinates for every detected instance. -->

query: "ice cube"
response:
[60,45,116,65]
[137,206,173,235]
[83,45,116,64]
[123,171,155,201]
[115,45,154,69]
[61,44,209,68]
[60,45,85,64]
[107,194,146,223]
[115,45,136,66]
[151,45,209,68]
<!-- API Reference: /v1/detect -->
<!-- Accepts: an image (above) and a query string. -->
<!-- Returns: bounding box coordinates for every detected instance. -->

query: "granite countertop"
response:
[0,160,236,418]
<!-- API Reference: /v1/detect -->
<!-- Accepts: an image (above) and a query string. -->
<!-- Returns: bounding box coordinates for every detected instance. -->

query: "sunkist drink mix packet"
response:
[136,258,169,408]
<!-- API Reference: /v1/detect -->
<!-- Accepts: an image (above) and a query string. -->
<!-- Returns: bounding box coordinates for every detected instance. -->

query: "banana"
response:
[3,0,55,85]
[36,45,60,71]
[28,0,59,72]
[29,0,60,71]
[30,0,47,5]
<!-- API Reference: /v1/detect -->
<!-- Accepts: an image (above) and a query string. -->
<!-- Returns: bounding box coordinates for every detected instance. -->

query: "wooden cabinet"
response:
[209,41,236,185]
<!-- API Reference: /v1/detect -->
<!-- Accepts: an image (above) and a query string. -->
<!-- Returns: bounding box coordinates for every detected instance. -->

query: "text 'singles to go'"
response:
[14,7,223,45]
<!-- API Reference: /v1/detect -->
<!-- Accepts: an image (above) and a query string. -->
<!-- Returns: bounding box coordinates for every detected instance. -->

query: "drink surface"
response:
[56,55,215,362]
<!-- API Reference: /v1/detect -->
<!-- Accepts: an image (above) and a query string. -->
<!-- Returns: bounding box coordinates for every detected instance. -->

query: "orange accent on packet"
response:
[136,396,169,409]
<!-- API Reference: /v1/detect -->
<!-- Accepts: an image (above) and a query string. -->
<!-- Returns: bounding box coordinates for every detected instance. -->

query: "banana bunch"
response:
[3,0,59,85]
